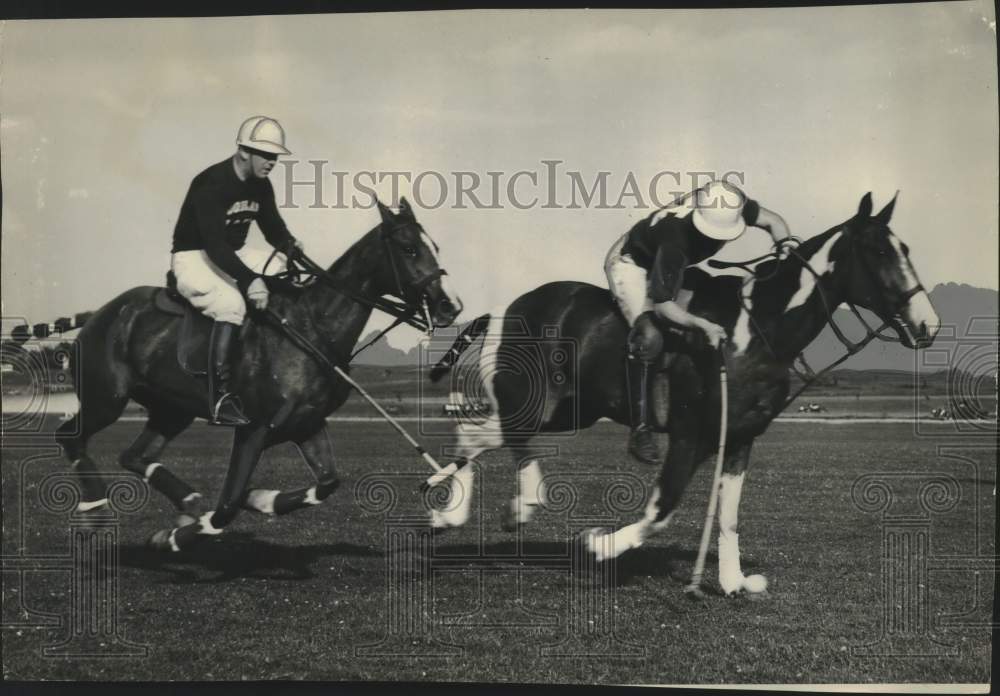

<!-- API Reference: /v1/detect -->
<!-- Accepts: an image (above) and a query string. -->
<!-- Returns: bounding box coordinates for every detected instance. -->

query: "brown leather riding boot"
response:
[207,321,250,427]
[627,357,661,465]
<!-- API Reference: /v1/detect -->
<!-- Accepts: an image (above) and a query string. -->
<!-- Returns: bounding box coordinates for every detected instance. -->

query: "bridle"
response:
[709,227,925,408]
[261,221,447,360]
[378,222,447,334]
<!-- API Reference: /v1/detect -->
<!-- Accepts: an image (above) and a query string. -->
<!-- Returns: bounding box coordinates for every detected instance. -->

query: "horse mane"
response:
[326,225,381,276]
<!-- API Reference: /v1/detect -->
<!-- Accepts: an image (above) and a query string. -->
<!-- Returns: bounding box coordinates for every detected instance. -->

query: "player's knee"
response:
[628,312,663,362]
[211,291,246,325]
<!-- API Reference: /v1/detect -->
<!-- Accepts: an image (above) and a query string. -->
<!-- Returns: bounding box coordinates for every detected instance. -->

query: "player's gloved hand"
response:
[775,236,800,260]
[700,320,728,349]
[247,277,270,310]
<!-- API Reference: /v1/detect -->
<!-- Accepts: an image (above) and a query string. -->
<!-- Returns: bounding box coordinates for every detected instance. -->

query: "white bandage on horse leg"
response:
[718,472,746,593]
[304,486,321,506]
[588,488,674,562]
[144,462,163,482]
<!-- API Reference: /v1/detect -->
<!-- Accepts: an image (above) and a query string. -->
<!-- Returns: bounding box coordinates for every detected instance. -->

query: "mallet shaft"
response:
[332,365,444,474]
[687,351,729,592]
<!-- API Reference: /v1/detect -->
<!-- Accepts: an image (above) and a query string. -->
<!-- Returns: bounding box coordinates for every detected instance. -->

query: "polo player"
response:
[170,116,304,426]
[604,180,793,464]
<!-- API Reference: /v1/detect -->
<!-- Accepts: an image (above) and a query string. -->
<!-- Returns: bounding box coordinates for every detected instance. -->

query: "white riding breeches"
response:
[171,247,287,325]
[604,233,653,326]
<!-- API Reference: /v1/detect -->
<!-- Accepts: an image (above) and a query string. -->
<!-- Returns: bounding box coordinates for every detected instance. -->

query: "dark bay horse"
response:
[56,198,462,551]
[428,193,938,595]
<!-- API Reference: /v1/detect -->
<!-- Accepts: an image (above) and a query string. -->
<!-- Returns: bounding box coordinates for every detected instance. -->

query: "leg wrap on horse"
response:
[71,456,109,507]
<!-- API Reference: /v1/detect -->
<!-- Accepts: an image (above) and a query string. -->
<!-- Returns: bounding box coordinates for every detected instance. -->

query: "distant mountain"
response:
[351,330,422,366]
[801,283,998,372]
[355,283,997,372]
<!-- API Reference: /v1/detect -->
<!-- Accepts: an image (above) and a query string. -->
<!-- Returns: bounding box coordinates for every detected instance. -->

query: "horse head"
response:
[838,192,940,349]
[372,197,463,328]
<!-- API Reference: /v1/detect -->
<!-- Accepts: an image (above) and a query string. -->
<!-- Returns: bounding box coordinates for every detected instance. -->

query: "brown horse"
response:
[55,198,462,551]
[428,193,938,595]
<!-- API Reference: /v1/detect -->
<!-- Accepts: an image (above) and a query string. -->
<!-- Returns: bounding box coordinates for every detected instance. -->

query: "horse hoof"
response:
[147,529,176,552]
[574,527,611,569]
[500,507,521,532]
[684,584,710,602]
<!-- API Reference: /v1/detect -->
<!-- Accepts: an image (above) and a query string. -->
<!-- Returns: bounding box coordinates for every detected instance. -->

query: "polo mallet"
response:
[329,365,458,485]
[684,341,729,600]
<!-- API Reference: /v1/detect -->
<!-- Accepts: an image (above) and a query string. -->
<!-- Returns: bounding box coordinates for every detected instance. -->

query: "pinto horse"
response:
[55,198,462,551]
[428,193,938,595]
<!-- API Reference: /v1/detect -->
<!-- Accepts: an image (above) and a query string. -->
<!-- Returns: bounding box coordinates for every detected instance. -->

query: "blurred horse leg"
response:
[243,424,342,516]
[117,406,201,525]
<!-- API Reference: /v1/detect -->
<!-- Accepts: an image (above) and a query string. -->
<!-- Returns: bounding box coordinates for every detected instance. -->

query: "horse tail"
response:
[429,313,491,383]
[9,313,94,343]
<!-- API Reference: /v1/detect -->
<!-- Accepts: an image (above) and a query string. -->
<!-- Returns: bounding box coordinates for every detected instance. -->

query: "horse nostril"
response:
[439,299,457,316]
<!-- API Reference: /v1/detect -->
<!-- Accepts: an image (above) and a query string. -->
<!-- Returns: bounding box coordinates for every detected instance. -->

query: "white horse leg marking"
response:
[717,472,746,594]
[509,460,546,526]
[784,231,842,312]
[431,461,476,528]
[588,488,674,562]
[245,489,279,515]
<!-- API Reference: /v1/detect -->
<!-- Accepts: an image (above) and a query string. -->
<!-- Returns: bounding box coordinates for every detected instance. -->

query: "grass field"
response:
[1,418,995,684]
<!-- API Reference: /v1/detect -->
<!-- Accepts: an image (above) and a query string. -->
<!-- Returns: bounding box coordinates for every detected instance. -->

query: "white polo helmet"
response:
[236,116,290,155]
[692,181,747,241]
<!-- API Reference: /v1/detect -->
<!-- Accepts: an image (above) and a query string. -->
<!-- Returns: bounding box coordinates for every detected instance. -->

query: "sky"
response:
[1,4,997,349]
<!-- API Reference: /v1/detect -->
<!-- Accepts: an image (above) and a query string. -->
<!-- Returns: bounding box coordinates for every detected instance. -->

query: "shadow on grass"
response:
[119,533,383,583]
[120,530,756,591]
[431,539,721,586]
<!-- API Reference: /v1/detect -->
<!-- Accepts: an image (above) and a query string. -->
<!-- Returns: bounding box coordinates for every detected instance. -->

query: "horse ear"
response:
[398,196,416,221]
[874,190,898,225]
[856,192,873,220]
[376,198,395,224]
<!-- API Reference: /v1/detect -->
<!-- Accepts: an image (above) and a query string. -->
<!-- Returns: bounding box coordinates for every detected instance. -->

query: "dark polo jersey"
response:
[621,198,760,302]
[171,158,292,292]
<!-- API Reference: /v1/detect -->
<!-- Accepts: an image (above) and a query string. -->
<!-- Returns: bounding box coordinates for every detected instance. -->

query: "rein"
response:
[260,226,446,360]
[711,233,920,409]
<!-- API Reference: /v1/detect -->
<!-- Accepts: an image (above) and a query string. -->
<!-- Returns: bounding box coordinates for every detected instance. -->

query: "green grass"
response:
[1,420,994,683]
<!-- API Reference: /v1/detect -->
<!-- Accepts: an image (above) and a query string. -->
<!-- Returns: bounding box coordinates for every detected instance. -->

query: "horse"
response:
[426,192,939,595]
[54,197,463,551]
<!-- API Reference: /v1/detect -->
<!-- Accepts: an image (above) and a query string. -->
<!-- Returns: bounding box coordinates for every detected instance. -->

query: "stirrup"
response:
[209,393,250,427]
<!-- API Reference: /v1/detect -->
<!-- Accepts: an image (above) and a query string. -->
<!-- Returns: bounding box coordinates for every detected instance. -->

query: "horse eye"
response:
[403,246,418,257]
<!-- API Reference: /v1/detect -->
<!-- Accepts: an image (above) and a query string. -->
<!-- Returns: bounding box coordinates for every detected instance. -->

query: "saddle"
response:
[152,271,213,376]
